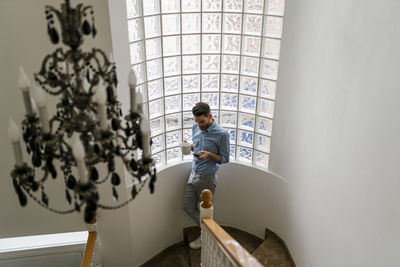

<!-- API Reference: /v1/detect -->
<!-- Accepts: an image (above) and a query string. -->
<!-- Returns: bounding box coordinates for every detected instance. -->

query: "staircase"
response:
[141,226,295,267]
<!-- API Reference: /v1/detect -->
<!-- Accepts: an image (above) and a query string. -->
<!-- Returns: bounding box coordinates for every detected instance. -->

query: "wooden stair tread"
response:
[252,237,293,267]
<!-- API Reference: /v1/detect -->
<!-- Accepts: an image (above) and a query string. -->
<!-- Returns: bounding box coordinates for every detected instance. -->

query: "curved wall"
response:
[124,161,289,266]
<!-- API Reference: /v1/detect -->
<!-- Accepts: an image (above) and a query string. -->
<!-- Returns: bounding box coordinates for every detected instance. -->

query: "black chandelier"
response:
[9,0,156,223]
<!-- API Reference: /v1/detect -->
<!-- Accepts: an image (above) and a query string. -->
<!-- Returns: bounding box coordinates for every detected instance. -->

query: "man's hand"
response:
[197,151,222,163]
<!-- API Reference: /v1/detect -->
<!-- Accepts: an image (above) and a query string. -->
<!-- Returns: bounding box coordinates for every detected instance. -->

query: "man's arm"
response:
[197,151,221,163]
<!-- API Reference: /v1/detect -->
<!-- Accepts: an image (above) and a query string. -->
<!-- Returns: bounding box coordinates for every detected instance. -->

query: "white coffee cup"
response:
[181,141,191,155]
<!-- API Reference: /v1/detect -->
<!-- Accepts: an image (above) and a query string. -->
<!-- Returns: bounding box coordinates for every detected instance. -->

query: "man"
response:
[183,102,230,249]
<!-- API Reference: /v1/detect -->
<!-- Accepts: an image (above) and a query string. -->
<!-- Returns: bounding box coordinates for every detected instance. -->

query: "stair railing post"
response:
[200,189,214,266]
[85,218,103,267]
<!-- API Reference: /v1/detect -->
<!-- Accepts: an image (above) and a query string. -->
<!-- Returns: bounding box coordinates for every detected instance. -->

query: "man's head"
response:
[192,102,213,130]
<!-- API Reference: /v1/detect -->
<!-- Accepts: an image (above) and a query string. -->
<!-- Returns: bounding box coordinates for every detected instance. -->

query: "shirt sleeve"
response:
[219,131,230,164]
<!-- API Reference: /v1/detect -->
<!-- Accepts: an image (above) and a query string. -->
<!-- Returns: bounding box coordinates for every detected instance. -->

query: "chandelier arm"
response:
[94,172,111,185]
[23,187,78,214]
[97,179,148,210]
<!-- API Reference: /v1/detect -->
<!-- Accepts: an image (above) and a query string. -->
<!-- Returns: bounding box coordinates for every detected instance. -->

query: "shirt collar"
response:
[205,122,216,133]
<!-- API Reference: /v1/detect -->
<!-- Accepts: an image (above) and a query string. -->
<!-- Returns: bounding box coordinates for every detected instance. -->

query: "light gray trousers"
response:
[183,171,218,226]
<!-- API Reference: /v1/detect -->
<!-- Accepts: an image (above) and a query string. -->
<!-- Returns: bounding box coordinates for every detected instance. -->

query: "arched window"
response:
[126,0,284,169]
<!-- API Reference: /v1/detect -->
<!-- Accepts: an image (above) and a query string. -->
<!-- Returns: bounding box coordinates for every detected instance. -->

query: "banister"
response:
[200,189,263,267]
[81,218,97,267]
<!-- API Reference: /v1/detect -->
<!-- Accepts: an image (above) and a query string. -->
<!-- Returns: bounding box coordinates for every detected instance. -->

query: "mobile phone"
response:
[193,153,201,157]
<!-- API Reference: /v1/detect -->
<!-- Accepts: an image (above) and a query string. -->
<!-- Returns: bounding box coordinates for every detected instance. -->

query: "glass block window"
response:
[126,0,285,169]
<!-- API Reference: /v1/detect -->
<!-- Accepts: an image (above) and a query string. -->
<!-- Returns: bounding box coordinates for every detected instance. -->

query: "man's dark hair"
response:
[192,102,210,117]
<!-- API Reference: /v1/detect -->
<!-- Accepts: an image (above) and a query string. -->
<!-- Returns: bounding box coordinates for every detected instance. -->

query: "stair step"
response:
[140,241,190,267]
[251,233,294,267]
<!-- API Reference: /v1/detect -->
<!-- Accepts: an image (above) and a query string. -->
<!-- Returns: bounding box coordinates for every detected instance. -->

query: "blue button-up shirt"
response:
[191,122,230,175]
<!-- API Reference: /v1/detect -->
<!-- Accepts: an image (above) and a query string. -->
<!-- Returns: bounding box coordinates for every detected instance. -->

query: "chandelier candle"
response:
[18,67,33,116]
[140,116,151,158]
[94,86,108,131]
[32,85,50,133]
[8,118,24,167]
[72,136,88,184]
[129,69,137,112]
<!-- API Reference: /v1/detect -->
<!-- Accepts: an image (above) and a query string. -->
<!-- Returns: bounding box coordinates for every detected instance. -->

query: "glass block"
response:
[163,36,180,56]
[239,95,256,113]
[220,111,237,127]
[244,15,262,35]
[147,79,163,100]
[244,0,263,13]
[183,128,193,143]
[162,14,180,35]
[149,98,163,119]
[224,0,243,12]
[264,16,283,38]
[237,146,253,163]
[255,151,269,168]
[147,58,162,80]
[223,14,242,34]
[136,84,148,102]
[166,130,181,148]
[256,116,273,135]
[152,151,165,168]
[262,38,280,60]
[255,134,271,153]
[165,95,181,113]
[162,0,180,13]
[182,35,201,54]
[203,35,221,53]
[164,76,181,95]
[221,93,238,110]
[221,74,239,92]
[222,35,241,54]
[132,64,145,84]
[258,98,274,118]
[243,36,261,56]
[202,93,219,109]
[260,59,279,80]
[183,75,200,92]
[182,0,200,12]
[183,55,200,74]
[146,38,161,60]
[151,134,165,154]
[164,56,181,76]
[238,112,255,130]
[222,55,240,74]
[202,74,219,91]
[182,14,201,34]
[183,112,195,127]
[259,79,276,99]
[241,57,259,76]
[202,13,221,33]
[211,110,219,123]
[203,0,221,11]
[128,19,144,42]
[238,130,254,147]
[126,0,142,18]
[143,0,160,15]
[202,55,220,73]
[167,147,182,163]
[166,113,182,131]
[230,145,236,159]
[228,129,236,144]
[267,0,285,16]
[130,41,145,64]
[144,16,161,38]
[150,116,164,136]
[240,76,257,95]
[183,93,200,110]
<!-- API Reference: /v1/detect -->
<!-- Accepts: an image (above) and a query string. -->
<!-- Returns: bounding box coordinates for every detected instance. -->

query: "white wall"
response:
[269,0,400,266]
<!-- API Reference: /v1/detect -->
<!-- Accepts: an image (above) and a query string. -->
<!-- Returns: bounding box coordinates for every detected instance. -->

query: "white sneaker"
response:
[189,236,202,249]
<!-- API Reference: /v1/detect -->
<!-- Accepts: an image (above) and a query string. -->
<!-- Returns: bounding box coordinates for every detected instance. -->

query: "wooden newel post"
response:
[81,217,103,267]
[200,189,214,222]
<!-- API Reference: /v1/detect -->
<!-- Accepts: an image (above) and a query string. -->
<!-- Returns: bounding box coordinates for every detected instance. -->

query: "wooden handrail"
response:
[202,218,263,267]
[81,218,97,267]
